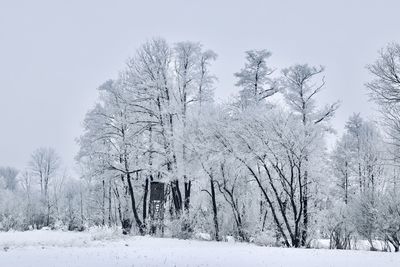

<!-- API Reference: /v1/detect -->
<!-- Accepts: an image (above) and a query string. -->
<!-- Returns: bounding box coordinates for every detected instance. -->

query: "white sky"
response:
[1,0,400,172]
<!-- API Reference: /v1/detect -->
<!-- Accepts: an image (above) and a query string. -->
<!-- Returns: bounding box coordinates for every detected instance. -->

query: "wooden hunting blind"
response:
[149,181,165,234]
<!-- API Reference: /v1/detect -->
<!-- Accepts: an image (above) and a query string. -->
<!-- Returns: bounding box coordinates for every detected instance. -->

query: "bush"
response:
[0,215,19,231]
[251,230,278,247]
[89,226,123,241]
[165,214,195,239]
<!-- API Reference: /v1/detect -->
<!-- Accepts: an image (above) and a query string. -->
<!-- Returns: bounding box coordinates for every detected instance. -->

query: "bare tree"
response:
[367,43,400,152]
[29,147,60,226]
[367,43,400,105]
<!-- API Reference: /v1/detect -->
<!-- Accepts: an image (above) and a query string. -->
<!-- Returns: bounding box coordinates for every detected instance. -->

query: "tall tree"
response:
[77,79,147,234]
[173,42,217,213]
[282,64,339,246]
[235,50,278,108]
[29,147,60,226]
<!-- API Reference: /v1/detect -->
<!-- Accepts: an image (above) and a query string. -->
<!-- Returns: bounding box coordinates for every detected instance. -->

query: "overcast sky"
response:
[1,0,400,172]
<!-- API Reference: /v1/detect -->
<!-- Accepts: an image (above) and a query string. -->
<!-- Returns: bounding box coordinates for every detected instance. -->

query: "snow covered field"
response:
[0,229,399,267]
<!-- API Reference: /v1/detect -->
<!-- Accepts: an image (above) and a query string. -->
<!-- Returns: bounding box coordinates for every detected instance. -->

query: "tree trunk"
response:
[171,180,182,216]
[126,172,144,235]
[46,201,51,227]
[44,180,50,226]
[113,186,123,225]
[102,179,106,226]
[388,235,400,252]
[344,161,349,204]
[210,178,219,241]
[301,169,308,247]
[108,179,112,227]
[261,209,268,232]
[80,190,84,227]
[143,178,149,225]
[184,180,191,212]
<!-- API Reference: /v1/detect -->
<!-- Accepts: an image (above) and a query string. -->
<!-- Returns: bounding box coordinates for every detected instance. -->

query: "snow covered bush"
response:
[351,191,380,250]
[89,226,123,241]
[165,214,195,240]
[322,201,355,250]
[251,230,279,247]
[377,192,400,252]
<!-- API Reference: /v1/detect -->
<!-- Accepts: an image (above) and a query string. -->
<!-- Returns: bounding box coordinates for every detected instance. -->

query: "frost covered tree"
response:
[122,39,217,221]
[367,43,400,158]
[367,43,400,105]
[330,115,386,250]
[207,103,328,247]
[331,133,354,204]
[189,105,255,241]
[281,64,339,246]
[173,41,217,213]
[332,114,383,197]
[29,147,60,226]
[0,167,18,191]
[234,50,278,108]
[378,190,400,252]
[365,42,400,251]
[77,79,147,234]
[0,148,85,231]
[77,39,217,235]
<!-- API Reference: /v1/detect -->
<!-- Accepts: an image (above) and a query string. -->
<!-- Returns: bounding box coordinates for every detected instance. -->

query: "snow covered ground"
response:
[0,229,398,267]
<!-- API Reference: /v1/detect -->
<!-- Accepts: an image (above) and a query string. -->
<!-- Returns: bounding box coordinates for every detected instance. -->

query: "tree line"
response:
[1,39,399,251]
